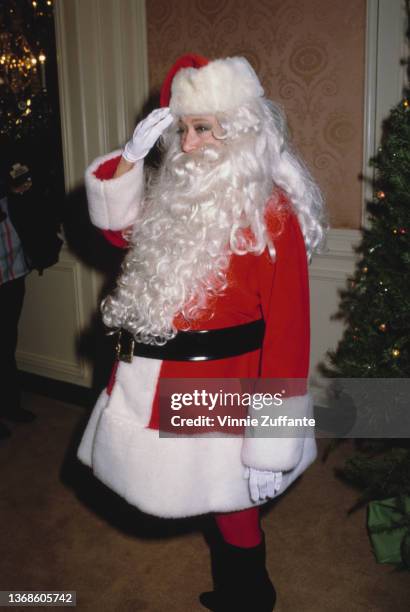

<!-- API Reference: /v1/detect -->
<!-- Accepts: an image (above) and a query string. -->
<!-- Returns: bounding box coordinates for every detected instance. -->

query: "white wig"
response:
[215,97,328,260]
[101,98,328,344]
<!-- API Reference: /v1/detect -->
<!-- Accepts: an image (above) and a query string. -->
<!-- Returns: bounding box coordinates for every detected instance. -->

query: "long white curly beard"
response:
[101,139,272,344]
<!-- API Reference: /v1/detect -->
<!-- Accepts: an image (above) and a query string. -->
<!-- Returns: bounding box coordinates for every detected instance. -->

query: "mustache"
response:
[164,144,228,189]
[171,143,225,166]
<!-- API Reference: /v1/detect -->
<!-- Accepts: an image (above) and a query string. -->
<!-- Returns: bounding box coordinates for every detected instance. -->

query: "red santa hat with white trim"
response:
[160,53,265,115]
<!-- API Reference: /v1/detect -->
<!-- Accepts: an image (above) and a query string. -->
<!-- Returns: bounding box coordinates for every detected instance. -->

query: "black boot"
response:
[200,533,276,611]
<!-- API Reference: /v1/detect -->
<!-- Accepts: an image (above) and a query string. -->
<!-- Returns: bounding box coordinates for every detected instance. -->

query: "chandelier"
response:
[0,0,54,139]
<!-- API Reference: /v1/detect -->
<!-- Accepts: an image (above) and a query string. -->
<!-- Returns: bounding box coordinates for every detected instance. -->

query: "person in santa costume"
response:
[77,54,328,611]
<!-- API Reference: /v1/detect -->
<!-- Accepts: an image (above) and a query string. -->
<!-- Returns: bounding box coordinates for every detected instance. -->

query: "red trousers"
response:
[214,507,262,548]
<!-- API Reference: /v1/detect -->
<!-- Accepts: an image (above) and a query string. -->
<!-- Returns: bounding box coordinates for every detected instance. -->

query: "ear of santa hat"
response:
[160,54,209,107]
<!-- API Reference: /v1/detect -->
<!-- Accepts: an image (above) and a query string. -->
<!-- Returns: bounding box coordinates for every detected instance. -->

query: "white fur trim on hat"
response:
[169,56,264,116]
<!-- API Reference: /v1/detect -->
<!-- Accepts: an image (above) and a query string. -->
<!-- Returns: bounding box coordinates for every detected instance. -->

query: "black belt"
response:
[115,319,265,362]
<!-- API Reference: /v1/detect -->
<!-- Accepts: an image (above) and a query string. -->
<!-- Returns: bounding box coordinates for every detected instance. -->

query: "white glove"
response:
[122,107,174,163]
[244,467,283,503]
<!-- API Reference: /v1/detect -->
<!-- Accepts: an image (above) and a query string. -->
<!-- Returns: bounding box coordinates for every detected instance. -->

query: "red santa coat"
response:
[77,151,317,518]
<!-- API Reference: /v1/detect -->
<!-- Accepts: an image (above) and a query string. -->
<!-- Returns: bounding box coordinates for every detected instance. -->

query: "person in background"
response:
[0,136,62,439]
[77,55,328,610]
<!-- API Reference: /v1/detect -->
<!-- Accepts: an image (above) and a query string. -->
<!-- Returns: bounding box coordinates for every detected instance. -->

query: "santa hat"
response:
[160,54,264,116]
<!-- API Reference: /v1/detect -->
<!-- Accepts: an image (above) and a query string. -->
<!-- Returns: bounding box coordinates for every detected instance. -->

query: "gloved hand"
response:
[244,467,283,503]
[122,107,174,163]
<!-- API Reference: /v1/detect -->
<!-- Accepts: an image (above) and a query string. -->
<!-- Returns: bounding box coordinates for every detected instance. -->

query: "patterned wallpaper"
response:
[146,0,366,229]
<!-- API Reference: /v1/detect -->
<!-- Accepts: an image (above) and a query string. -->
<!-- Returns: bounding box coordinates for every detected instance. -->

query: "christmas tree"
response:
[321,93,410,376]
[320,89,410,496]
[318,7,410,567]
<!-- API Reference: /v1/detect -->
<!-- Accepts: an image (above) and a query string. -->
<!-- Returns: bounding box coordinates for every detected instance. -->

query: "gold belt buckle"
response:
[115,330,135,363]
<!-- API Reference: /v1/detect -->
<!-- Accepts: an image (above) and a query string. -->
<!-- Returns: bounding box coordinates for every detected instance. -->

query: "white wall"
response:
[17,0,148,387]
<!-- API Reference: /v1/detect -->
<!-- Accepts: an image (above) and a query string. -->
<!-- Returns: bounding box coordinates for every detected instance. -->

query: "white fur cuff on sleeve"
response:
[85,150,144,230]
[241,394,314,472]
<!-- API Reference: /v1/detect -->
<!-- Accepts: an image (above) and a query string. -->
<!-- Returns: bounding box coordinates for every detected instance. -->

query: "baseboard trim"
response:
[19,371,97,408]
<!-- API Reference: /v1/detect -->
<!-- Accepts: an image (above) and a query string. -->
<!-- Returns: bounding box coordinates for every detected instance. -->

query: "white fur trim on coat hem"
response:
[85,150,144,230]
[77,390,109,466]
[77,389,317,518]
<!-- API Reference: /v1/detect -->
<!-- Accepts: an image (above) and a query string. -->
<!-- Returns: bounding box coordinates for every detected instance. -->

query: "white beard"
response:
[101,137,274,344]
